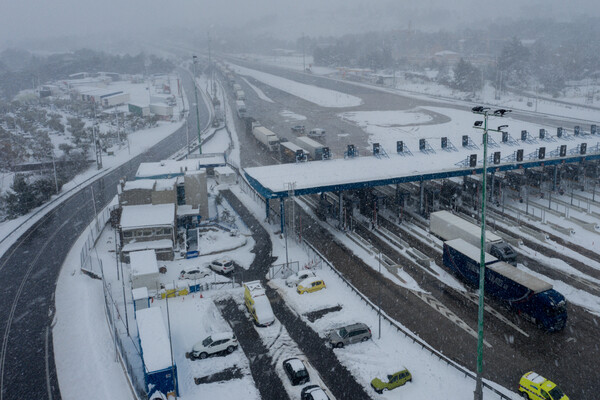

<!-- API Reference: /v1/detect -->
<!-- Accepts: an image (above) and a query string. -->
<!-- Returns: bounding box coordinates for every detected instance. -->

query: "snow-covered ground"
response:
[227,63,363,108]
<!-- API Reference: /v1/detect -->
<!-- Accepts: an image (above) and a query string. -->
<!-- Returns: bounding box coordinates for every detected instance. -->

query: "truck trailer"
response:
[429,210,517,263]
[252,125,279,151]
[295,136,327,160]
[235,100,246,118]
[236,90,246,101]
[443,238,567,331]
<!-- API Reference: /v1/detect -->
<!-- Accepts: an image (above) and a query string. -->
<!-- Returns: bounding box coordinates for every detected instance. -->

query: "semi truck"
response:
[295,136,327,160]
[235,100,246,118]
[443,238,567,331]
[236,90,246,101]
[280,141,308,163]
[253,125,280,151]
[429,210,517,264]
[233,83,242,92]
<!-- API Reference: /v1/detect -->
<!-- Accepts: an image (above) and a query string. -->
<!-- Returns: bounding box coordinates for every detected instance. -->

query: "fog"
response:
[3,0,600,50]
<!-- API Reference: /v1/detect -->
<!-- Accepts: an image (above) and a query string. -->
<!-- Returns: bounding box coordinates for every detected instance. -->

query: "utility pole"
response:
[471,106,510,400]
[302,32,306,72]
[192,55,202,154]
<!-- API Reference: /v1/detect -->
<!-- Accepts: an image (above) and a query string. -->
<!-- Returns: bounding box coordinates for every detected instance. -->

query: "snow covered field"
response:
[228,63,363,108]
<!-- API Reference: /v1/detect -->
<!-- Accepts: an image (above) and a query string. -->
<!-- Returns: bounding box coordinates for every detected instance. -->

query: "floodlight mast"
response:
[471,106,510,400]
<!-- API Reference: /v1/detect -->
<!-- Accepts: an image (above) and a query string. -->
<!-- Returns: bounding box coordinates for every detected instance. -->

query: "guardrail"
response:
[301,240,514,400]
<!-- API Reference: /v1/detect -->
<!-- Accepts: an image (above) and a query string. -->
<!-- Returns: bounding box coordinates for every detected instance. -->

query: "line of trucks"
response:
[243,117,330,161]
[430,210,567,332]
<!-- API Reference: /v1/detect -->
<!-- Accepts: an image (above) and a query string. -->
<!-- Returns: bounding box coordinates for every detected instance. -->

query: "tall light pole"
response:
[192,55,202,154]
[471,106,510,400]
[302,33,306,72]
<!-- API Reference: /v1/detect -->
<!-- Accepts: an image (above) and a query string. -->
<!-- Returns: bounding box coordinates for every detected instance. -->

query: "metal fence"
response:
[80,205,113,275]
[301,240,514,400]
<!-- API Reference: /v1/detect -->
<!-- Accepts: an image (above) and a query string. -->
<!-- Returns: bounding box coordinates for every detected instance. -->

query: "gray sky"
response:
[2,0,600,49]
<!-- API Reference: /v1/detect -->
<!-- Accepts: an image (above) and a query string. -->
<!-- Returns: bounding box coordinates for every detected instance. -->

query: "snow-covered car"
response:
[327,322,371,348]
[208,257,234,274]
[283,357,310,386]
[291,125,305,134]
[301,385,330,400]
[285,270,317,287]
[308,128,325,138]
[190,332,238,360]
[180,266,211,280]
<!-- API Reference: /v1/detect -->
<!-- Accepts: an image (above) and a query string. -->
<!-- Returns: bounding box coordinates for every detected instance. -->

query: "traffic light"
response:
[469,154,477,167]
[516,149,524,162]
[538,147,545,159]
[493,151,501,164]
[396,141,403,153]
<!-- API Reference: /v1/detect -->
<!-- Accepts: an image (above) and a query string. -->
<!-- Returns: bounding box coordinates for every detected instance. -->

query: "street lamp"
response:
[471,105,510,400]
[192,56,202,154]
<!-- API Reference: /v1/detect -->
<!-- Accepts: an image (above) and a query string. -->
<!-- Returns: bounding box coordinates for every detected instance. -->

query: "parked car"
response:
[180,266,211,280]
[297,277,326,294]
[301,385,330,400]
[519,371,569,400]
[370,369,412,393]
[327,322,372,348]
[190,332,238,360]
[291,125,305,134]
[308,128,325,138]
[208,257,234,274]
[285,270,317,287]
[283,357,310,386]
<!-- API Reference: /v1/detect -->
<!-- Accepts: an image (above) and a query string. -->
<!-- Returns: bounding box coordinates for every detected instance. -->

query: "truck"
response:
[295,136,327,160]
[280,141,308,163]
[253,125,280,151]
[429,210,517,264]
[243,281,275,326]
[244,116,258,135]
[236,90,245,101]
[235,100,246,118]
[443,238,567,331]
[233,83,242,92]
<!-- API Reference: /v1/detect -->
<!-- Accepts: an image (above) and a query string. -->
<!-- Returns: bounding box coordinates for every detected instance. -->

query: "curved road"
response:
[0,70,209,400]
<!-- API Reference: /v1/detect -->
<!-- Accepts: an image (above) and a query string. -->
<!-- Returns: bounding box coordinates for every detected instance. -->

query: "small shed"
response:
[214,166,237,185]
[136,307,179,398]
[132,287,150,311]
[129,250,160,290]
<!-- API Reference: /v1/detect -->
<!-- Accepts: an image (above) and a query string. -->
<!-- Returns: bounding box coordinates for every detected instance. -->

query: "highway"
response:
[0,69,209,400]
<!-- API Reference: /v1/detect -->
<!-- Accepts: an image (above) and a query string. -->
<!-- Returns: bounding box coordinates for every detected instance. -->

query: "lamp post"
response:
[192,55,202,154]
[471,106,510,400]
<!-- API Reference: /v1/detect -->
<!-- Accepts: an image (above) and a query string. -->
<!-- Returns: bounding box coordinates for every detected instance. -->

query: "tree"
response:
[452,59,482,93]
[498,37,530,89]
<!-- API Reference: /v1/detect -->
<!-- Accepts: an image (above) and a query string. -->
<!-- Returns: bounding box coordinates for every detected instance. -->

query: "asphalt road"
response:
[0,69,209,400]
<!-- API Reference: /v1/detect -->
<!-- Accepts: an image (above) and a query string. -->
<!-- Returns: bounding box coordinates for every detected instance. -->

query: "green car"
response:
[371,369,412,393]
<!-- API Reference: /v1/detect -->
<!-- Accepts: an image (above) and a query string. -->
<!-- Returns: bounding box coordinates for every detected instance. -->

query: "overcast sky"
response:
[2,0,600,50]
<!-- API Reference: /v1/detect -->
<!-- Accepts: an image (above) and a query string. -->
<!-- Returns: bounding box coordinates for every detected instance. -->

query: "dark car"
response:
[291,125,305,134]
[283,357,310,386]
[301,385,330,400]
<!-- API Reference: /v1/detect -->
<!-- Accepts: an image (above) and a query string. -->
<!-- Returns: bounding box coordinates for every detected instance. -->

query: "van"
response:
[243,281,275,326]
[308,128,325,138]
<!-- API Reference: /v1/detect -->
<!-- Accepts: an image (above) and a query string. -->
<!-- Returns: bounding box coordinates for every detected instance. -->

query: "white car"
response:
[191,332,238,360]
[208,257,235,274]
[180,267,211,280]
[286,270,317,287]
[308,128,325,138]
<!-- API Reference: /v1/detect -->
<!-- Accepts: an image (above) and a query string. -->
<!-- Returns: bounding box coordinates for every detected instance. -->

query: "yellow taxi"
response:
[519,371,568,400]
[297,277,326,294]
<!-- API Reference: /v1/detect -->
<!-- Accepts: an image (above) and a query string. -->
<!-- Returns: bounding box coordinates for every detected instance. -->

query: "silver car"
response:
[327,323,372,348]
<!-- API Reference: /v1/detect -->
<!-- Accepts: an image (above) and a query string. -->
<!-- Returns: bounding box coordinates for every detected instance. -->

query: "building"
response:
[214,166,237,185]
[135,307,179,398]
[129,103,150,117]
[102,92,130,107]
[119,203,176,261]
[129,250,160,290]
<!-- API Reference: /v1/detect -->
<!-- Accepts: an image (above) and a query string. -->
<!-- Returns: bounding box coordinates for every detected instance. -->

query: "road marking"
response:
[460,291,530,338]
[411,290,492,348]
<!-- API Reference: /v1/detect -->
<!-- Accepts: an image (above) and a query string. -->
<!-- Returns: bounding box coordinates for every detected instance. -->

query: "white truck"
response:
[253,125,280,151]
[429,210,517,264]
[236,90,246,101]
[295,136,327,160]
[233,83,242,92]
[235,100,246,118]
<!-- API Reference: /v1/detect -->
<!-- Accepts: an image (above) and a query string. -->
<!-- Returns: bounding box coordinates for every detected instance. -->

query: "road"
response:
[0,69,209,400]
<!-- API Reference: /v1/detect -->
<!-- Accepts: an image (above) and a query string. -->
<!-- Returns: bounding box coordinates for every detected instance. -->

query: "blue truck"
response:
[443,238,567,332]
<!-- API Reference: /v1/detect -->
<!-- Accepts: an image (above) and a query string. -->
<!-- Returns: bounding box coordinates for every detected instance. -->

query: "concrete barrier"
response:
[568,216,600,234]
[518,224,550,242]
[546,221,576,236]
